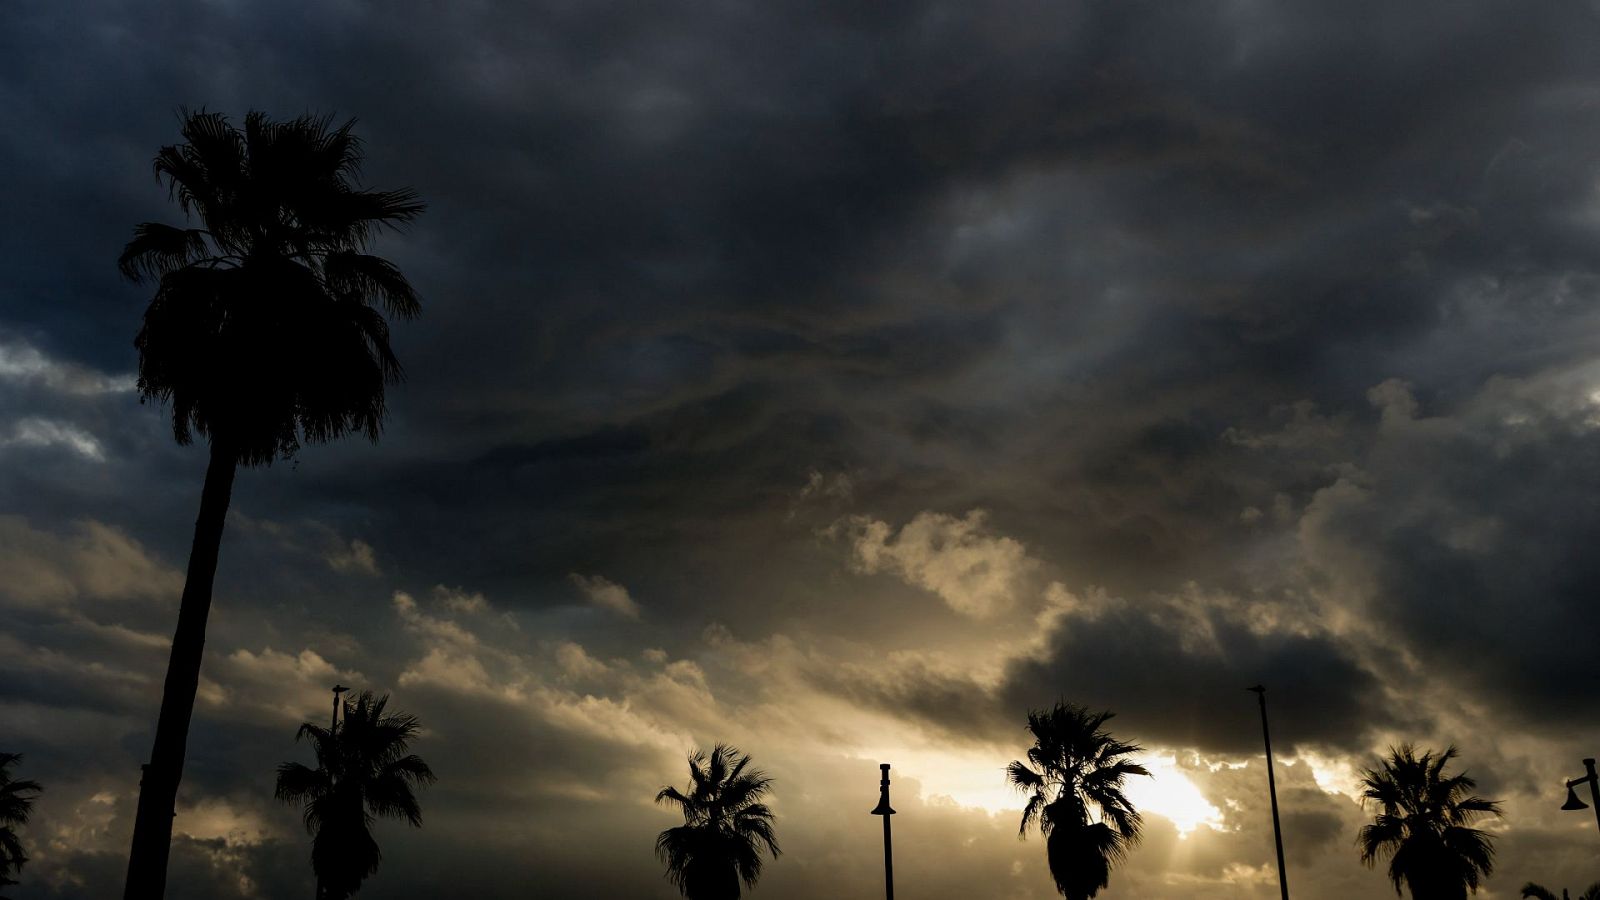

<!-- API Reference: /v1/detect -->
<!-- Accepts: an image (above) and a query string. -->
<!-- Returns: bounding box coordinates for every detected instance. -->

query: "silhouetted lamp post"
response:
[871,763,895,900]
[318,684,349,900]
[1559,758,1600,840]
[1248,685,1290,900]
[330,684,348,731]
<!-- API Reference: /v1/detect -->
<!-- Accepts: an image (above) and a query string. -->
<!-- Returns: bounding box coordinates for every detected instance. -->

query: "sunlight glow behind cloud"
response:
[1125,755,1226,839]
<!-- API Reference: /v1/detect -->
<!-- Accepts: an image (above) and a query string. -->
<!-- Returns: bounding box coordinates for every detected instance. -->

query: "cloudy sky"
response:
[7,0,1600,896]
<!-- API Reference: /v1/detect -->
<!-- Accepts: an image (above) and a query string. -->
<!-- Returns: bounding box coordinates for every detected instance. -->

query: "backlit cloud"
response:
[838,510,1038,617]
[568,573,643,620]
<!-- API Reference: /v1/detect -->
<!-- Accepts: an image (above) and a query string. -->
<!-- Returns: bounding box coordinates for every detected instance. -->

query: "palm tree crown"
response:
[276,691,435,899]
[120,108,423,465]
[0,754,41,897]
[656,745,781,900]
[1007,702,1151,900]
[1357,744,1502,899]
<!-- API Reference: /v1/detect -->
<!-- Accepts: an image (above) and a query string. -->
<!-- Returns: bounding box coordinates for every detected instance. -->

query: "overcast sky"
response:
[7,0,1600,897]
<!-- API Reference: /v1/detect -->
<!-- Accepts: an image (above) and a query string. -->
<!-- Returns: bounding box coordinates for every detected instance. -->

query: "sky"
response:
[5,0,1600,897]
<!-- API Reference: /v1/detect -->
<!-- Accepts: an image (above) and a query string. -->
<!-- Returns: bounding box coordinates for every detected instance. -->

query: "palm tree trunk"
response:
[123,443,237,899]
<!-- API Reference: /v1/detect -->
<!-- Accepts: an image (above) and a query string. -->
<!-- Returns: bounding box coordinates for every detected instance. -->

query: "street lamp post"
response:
[1559,757,1600,839]
[318,685,349,900]
[871,763,896,900]
[330,684,349,732]
[1249,685,1290,900]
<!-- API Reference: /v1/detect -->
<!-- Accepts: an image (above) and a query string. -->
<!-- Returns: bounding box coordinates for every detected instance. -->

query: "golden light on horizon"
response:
[864,747,1226,841]
[1125,755,1225,838]
[860,747,1020,814]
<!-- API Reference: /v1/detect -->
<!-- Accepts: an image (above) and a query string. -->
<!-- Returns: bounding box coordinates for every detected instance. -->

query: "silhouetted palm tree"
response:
[276,691,434,899]
[656,745,780,900]
[1007,702,1151,900]
[0,754,41,899]
[118,109,423,898]
[1523,881,1600,900]
[1357,744,1502,899]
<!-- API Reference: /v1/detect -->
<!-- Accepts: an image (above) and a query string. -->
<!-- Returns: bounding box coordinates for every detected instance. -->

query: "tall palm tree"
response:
[1522,881,1600,900]
[1006,702,1151,900]
[655,745,781,900]
[0,754,41,899]
[275,691,435,899]
[119,109,423,898]
[1357,744,1502,899]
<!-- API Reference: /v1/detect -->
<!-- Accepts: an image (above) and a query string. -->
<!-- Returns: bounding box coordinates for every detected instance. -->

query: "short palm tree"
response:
[119,109,423,898]
[1523,881,1600,900]
[1007,702,1151,900]
[1357,745,1502,899]
[0,754,41,898]
[655,745,781,900]
[276,691,435,899]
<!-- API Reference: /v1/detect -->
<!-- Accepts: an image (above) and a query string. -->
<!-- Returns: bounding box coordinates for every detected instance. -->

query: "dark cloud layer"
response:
[1002,601,1398,755]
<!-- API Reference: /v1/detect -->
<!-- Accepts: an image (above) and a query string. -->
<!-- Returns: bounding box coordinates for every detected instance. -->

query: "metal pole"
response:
[1250,686,1290,900]
[331,684,348,732]
[1585,759,1600,838]
[882,804,894,900]
[871,763,895,900]
[319,685,347,900]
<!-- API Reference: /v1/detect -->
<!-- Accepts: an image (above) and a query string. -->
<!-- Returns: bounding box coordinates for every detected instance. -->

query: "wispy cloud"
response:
[1,416,106,460]
[568,573,642,620]
[0,335,133,396]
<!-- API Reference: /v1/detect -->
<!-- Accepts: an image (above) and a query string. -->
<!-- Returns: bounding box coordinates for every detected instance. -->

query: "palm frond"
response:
[323,251,422,319]
[129,108,423,466]
[1017,792,1046,838]
[365,775,424,828]
[1007,760,1046,792]
[0,756,39,841]
[737,813,781,859]
[118,223,214,282]
[656,785,694,810]
[0,827,26,875]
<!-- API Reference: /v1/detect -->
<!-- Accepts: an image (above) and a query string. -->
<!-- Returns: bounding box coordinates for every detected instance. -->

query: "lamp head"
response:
[1246,685,1265,694]
[871,762,895,816]
[1562,785,1589,811]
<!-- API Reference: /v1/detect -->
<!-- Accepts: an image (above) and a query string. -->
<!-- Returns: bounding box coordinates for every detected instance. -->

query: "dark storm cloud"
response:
[821,573,1401,755]
[1000,602,1399,755]
[1301,379,1600,731]
[12,0,1600,610]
